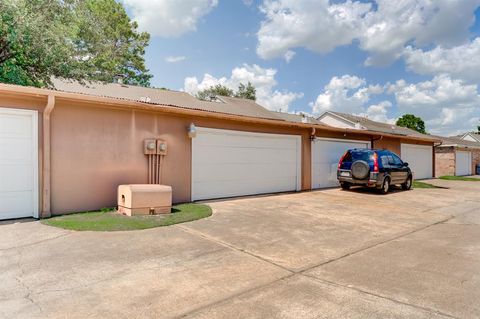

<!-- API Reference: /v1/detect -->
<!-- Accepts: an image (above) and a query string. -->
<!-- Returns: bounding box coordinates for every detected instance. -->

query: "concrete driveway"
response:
[1,179,479,319]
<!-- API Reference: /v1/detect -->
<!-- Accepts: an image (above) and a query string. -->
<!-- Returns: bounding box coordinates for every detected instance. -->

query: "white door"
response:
[400,144,433,180]
[311,138,370,188]
[456,151,472,176]
[191,127,301,201]
[0,108,38,219]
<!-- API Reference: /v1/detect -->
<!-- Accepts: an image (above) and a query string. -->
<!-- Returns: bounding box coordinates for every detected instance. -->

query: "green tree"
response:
[396,114,427,134]
[196,84,234,100]
[0,0,151,88]
[75,0,151,86]
[235,82,256,100]
[197,82,257,101]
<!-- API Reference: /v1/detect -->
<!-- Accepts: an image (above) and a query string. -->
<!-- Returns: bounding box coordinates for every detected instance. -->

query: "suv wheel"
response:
[402,176,412,190]
[379,177,390,194]
[340,182,351,190]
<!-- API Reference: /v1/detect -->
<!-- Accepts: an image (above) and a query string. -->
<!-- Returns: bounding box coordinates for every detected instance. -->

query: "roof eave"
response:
[0,83,440,143]
[438,143,480,149]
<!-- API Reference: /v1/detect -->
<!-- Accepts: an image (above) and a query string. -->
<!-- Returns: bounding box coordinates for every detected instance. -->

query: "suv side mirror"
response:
[403,162,409,167]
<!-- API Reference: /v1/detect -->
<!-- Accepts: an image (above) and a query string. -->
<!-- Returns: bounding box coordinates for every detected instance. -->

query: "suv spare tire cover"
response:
[351,160,370,179]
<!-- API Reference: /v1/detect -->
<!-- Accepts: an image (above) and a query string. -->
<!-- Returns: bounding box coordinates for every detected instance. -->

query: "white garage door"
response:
[192,127,301,201]
[0,108,38,219]
[456,151,472,176]
[312,138,370,188]
[400,144,433,180]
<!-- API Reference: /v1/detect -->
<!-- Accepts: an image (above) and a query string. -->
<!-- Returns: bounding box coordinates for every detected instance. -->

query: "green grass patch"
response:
[42,204,212,231]
[413,181,442,189]
[439,175,480,181]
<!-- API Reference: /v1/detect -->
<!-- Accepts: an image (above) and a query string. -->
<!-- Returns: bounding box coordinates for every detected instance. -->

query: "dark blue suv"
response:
[337,149,412,194]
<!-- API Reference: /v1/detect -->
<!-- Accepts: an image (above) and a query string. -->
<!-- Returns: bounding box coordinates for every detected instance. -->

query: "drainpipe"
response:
[42,95,55,218]
[309,127,316,141]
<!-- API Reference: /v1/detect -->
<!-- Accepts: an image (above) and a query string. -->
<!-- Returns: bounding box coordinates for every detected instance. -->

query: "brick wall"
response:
[435,147,455,177]
[472,149,480,175]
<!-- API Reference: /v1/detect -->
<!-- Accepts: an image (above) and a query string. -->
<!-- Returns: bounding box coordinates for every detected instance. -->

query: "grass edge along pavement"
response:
[42,203,212,231]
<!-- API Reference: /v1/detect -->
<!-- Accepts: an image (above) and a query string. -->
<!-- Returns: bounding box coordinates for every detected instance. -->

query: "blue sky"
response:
[122,0,480,135]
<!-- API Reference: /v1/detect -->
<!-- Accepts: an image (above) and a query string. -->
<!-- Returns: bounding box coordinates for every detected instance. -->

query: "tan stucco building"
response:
[0,81,439,220]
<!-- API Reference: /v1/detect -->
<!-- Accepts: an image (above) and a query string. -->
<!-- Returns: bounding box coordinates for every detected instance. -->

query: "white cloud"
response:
[122,0,218,37]
[361,0,480,66]
[309,75,383,114]
[311,74,480,135]
[256,0,480,65]
[184,64,303,112]
[403,38,480,82]
[165,55,187,63]
[284,50,296,63]
[388,74,480,135]
[257,0,371,59]
[357,101,395,124]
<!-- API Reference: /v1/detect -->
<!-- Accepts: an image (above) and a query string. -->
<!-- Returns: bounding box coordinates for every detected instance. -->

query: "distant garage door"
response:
[312,138,370,188]
[191,127,301,201]
[400,144,433,180]
[0,108,38,220]
[456,151,472,176]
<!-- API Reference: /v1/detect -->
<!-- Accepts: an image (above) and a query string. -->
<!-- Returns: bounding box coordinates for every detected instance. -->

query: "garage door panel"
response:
[312,139,369,189]
[0,139,33,163]
[0,192,35,219]
[192,128,301,201]
[400,144,433,180]
[0,164,33,192]
[311,163,338,187]
[314,142,363,163]
[193,177,296,200]
[194,145,297,164]
[194,162,297,182]
[456,151,471,176]
[0,114,32,137]
[195,133,296,149]
[0,108,38,220]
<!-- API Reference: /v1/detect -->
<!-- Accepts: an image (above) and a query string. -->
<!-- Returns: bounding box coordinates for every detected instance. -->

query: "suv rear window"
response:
[344,150,373,162]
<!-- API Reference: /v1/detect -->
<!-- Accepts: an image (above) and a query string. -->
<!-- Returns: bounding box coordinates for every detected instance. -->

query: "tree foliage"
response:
[234,82,256,100]
[197,82,256,101]
[396,114,427,134]
[196,84,234,100]
[0,0,152,88]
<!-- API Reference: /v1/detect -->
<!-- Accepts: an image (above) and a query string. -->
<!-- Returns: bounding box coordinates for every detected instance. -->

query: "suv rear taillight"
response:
[338,151,348,169]
[373,152,379,172]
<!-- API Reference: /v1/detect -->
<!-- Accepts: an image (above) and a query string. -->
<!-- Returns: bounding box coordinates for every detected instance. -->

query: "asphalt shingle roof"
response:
[327,111,435,140]
[49,79,439,142]
[436,135,480,149]
[270,111,321,124]
[52,79,284,121]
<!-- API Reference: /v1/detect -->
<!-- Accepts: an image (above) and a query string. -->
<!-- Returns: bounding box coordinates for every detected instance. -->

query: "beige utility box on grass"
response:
[118,184,172,216]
